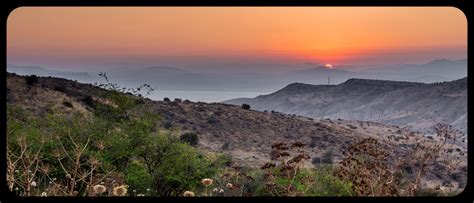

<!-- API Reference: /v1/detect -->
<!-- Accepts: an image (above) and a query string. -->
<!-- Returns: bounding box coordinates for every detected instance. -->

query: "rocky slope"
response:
[224,78,467,135]
[6,73,467,193]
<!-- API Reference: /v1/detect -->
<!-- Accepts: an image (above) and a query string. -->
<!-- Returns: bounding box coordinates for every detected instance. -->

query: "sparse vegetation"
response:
[6,73,465,197]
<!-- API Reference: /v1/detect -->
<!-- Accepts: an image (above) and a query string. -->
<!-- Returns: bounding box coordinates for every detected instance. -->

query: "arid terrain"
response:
[6,73,467,194]
[225,78,467,135]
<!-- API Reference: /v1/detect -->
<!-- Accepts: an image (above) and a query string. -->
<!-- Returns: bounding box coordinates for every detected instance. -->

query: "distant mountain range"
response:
[7,58,467,92]
[6,64,97,82]
[224,77,467,134]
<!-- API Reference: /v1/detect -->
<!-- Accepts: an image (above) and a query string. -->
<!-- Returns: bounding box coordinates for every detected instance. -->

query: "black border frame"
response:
[1,1,472,203]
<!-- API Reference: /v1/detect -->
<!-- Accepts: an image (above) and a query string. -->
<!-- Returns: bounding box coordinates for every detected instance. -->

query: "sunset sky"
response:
[7,7,467,72]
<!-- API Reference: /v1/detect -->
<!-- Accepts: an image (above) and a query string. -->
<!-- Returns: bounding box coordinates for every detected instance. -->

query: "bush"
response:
[125,161,154,194]
[81,95,95,107]
[216,153,233,167]
[241,104,251,110]
[321,150,333,164]
[179,132,199,146]
[222,142,230,150]
[25,75,39,86]
[62,101,73,108]
[140,134,219,196]
[163,122,172,129]
[347,124,357,129]
[207,117,218,124]
[312,157,321,165]
[163,97,170,102]
[53,85,67,93]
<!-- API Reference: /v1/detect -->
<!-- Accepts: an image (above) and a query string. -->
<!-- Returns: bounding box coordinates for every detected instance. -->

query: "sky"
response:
[7,7,467,73]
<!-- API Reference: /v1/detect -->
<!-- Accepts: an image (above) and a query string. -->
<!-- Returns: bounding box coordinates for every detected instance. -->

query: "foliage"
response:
[25,75,39,86]
[138,133,219,196]
[124,161,153,194]
[180,132,199,146]
[241,104,251,110]
[321,150,333,164]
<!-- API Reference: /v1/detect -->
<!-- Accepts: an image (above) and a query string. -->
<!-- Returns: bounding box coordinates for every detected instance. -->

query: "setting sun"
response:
[325,64,334,69]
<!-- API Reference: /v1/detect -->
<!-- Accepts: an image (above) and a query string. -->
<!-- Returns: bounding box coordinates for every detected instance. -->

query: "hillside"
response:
[224,78,467,135]
[6,73,467,195]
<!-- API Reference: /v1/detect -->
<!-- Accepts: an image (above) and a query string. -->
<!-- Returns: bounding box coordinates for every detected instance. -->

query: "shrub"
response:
[163,97,170,102]
[312,157,321,165]
[25,75,39,86]
[347,124,357,129]
[62,101,74,108]
[135,99,146,105]
[125,161,154,194]
[53,85,67,93]
[241,104,251,110]
[81,95,95,107]
[163,122,172,129]
[321,150,333,164]
[140,134,219,196]
[180,132,199,146]
[216,153,233,167]
[207,117,218,124]
[222,142,230,150]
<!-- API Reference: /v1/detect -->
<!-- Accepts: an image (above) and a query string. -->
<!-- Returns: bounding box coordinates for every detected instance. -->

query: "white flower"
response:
[30,181,37,187]
[226,183,233,189]
[183,191,195,197]
[219,189,224,193]
[92,184,107,194]
[41,192,47,197]
[146,188,150,192]
[14,170,19,173]
[212,188,218,193]
[201,178,213,187]
[112,185,128,196]
[137,194,145,197]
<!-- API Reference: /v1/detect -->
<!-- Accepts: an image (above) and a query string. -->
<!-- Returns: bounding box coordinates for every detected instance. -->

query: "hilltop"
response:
[225,78,467,135]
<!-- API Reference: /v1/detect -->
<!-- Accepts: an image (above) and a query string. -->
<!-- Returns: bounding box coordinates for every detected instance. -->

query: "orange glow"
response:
[7,7,467,66]
[325,64,333,69]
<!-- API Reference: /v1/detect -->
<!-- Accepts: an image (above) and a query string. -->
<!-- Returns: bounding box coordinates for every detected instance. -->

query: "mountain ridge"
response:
[224,77,467,134]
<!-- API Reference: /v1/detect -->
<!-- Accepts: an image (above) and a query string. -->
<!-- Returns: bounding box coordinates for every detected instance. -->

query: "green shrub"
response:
[180,132,199,146]
[241,104,251,110]
[125,161,154,194]
[139,134,219,196]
